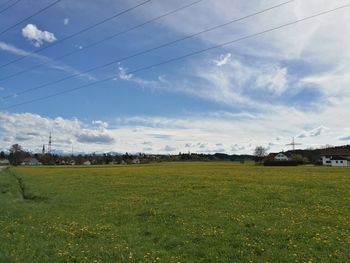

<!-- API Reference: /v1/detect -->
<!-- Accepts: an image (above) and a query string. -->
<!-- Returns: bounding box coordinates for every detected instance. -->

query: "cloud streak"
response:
[0,41,95,81]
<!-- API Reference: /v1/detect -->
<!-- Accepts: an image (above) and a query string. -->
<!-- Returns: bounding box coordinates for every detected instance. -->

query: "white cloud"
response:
[255,65,288,95]
[231,144,245,152]
[163,145,177,152]
[22,24,57,47]
[63,18,70,25]
[92,120,108,130]
[118,55,273,109]
[1,111,348,155]
[168,55,291,108]
[2,1,350,155]
[339,135,350,141]
[117,66,133,80]
[297,126,329,138]
[301,63,350,99]
[135,0,350,101]
[214,53,232,66]
[42,0,350,115]
[141,0,350,62]
[77,131,115,145]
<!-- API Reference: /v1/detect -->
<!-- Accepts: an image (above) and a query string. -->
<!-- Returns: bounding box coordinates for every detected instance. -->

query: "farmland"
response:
[0,163,349,262]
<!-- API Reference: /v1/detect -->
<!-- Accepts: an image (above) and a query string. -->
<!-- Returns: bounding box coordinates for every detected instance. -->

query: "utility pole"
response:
[48,132,52,154]
[286,137,301,151]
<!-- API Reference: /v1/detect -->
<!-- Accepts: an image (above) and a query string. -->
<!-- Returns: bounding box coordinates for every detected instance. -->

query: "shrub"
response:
[263,161,298,166]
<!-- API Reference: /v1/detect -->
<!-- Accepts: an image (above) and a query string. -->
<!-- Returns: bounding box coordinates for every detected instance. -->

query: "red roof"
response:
[264,152,292,161]
[320,148,350,156]
[22,157,39,162]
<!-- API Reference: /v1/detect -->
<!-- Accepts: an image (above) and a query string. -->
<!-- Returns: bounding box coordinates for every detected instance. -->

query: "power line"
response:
[0,0,22,15]
[1,0,293,99]
[0,0,206,82]
[0,0,62,36]
[0,0,151,69]
[0,0,13,9]
[3,3,350,110]
[286,137,301,151]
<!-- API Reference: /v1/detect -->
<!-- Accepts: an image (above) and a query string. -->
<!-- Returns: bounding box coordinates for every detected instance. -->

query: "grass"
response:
[0,162,349,262]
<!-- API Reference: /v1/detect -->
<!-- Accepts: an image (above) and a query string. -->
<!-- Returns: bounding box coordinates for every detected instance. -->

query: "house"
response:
[132,158,140,164]
[265,152,291,161]
[331,157,350,167]
[274,152,292,161]
[83,160,91,166]
[320,148,350,167]
[0,159,10,166]
[21,157,42,166]
[56,159,66,165]
[110,159,118,165]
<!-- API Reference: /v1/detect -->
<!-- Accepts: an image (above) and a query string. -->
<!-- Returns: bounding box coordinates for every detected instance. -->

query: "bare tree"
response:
[254,146,267,164]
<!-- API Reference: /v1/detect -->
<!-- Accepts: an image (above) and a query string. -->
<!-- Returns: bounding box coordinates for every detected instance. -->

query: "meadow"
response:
[0,163,349,262]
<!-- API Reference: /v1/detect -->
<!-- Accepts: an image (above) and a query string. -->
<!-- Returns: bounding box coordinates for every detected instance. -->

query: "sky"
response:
[0,0,350,154]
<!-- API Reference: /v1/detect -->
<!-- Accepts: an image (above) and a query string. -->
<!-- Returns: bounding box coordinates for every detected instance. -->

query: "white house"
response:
[83,160,91,166]
[265,152,292,161]
[320,148,350,167]
[0,159,10,166]
[132,158,140,164]
[274,153,291,161]
[331,158,350,167]
[21,157,42,166]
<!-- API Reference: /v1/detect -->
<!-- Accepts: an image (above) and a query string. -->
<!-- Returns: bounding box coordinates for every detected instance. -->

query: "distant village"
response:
[0,143,349,167]
[0,145,253,167]
[264,147,350,167]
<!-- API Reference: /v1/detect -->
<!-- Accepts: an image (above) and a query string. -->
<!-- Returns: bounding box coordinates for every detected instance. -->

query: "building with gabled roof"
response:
[21,157,42,166]
[265,152,292,161]
[0,159,10,166]
[320,148,350,167]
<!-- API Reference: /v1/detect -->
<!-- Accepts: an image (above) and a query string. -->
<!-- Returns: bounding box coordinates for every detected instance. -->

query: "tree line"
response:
[1,144,255,166]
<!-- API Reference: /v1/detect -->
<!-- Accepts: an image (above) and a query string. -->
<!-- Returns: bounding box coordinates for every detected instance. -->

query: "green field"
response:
[0,163,349,262]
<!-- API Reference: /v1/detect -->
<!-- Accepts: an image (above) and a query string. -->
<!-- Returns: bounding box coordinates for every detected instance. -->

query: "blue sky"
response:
[0,0,350,154]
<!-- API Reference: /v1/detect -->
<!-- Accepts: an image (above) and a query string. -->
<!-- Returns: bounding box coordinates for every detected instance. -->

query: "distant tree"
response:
[320,144,334,149]
[291,154,303,163]
[123,152,132,160]
[303,156,310,164]
[9,144,25,166]
[292,154,309,165]
[0,151,5,159]
[254,146,267,164]
[38,153,54,165]
[10,144,22,152]
[76,154,85,165]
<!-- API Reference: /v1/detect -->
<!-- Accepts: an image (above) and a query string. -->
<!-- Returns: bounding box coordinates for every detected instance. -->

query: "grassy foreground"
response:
[0,163,349,262]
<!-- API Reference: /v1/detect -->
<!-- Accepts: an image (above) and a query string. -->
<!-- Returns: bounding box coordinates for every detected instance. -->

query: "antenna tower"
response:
[286,137,301,151]
[48,132,52,154]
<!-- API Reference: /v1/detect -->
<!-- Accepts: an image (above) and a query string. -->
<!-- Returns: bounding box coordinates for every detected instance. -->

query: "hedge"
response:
[263,160,298,166]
